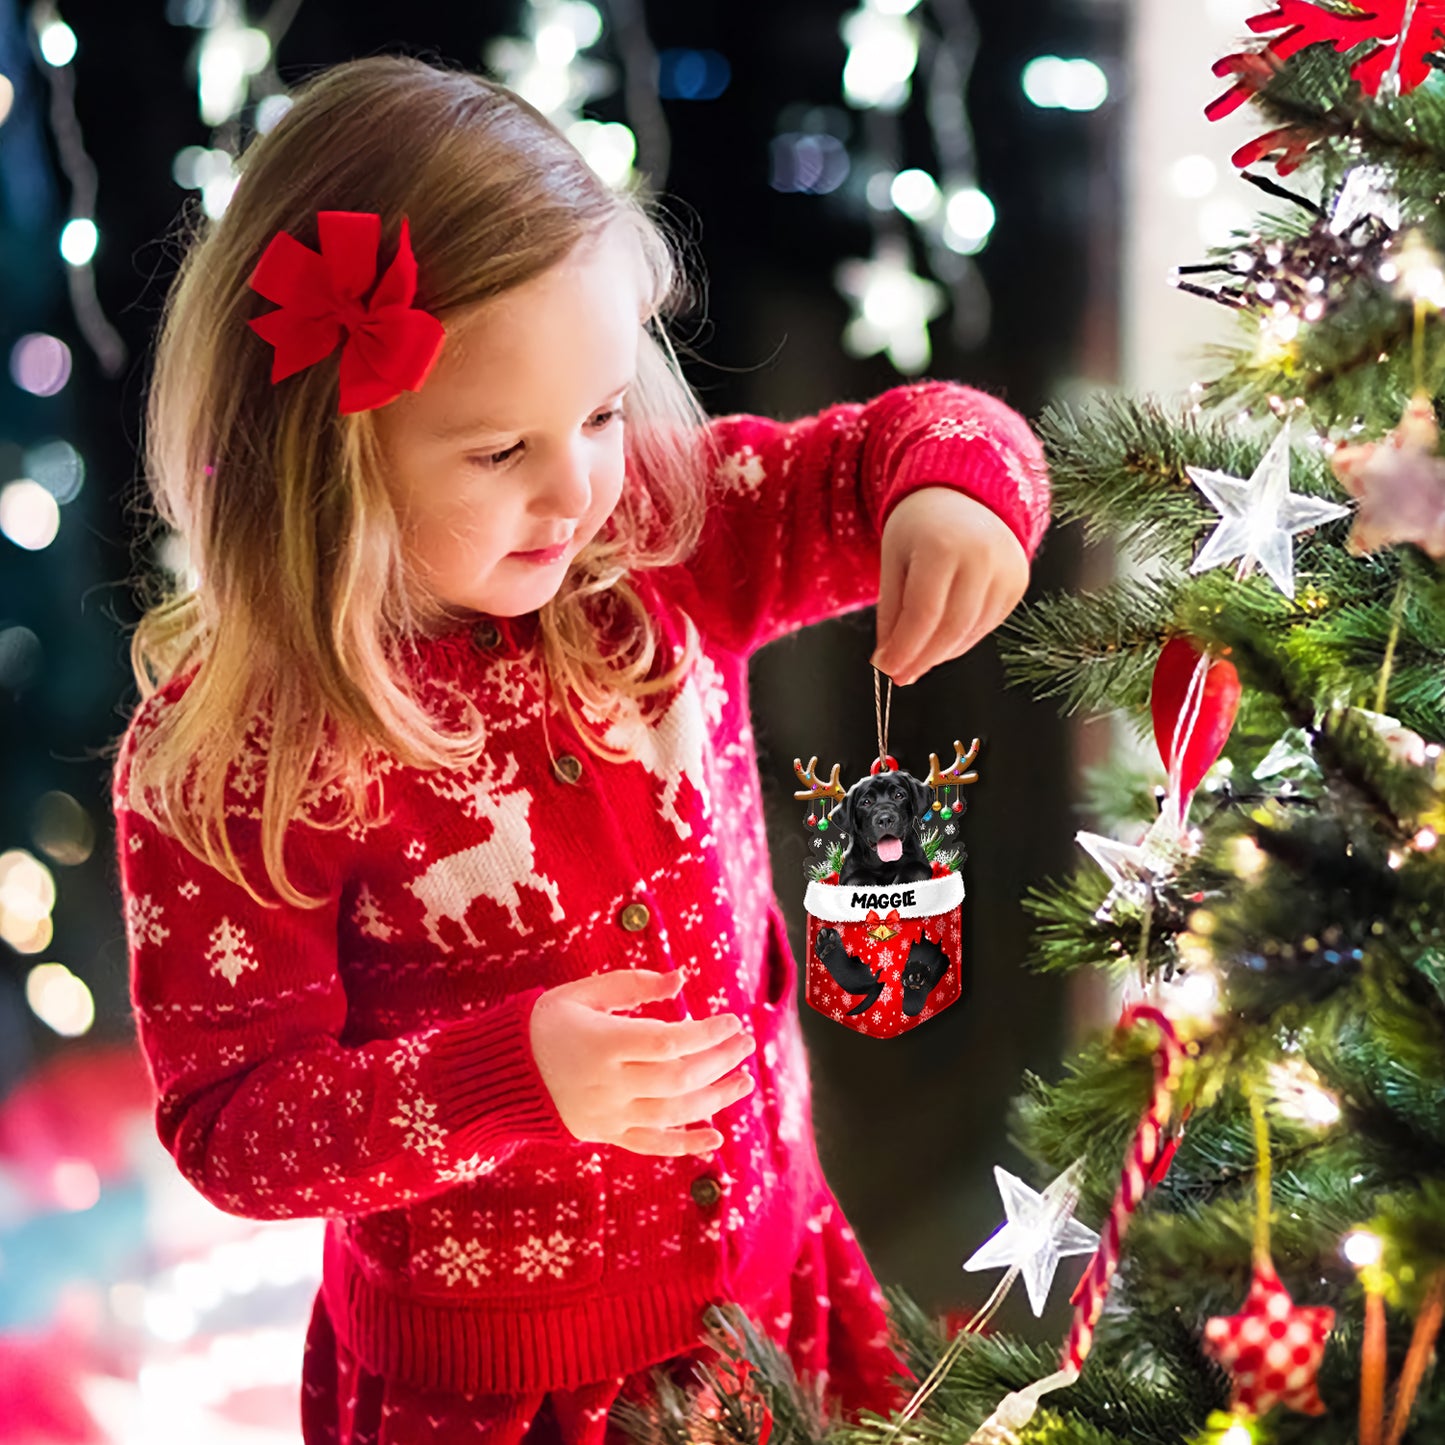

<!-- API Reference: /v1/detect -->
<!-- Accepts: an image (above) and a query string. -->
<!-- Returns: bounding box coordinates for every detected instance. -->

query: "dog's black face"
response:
[831,770,935,885]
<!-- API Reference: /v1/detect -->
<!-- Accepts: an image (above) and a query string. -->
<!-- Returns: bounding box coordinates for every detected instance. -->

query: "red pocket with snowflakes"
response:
[803,863,965,1037]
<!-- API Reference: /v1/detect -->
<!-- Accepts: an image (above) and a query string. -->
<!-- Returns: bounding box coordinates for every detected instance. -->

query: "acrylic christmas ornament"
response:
[794,734,978,1038]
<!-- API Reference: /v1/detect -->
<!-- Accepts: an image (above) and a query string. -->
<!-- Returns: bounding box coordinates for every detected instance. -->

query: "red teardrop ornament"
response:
[1150,636,1242,799]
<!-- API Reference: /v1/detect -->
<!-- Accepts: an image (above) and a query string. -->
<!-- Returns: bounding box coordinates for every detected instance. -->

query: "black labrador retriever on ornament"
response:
[830,769,935,886]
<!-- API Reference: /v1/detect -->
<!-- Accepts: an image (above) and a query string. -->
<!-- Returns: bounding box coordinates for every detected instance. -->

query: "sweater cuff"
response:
[881,440,1040,560]
[422,987,577,1154]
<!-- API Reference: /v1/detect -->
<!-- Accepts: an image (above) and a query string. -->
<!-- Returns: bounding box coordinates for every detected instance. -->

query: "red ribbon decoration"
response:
[861,908,924,946]
[246,211,447,415]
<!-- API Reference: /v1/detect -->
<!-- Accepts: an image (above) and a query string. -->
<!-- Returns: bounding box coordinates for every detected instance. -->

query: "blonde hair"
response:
[113,55,721,909]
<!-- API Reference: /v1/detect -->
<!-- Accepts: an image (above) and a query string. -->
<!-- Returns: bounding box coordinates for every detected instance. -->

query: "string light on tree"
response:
[565,117,636,189]
[26,3,124,375]
[25,962,95,1038]
[943,184,996,255]
[166,2,303,220]
[58,217,96,267]
[1379,227,1445,309]
[890,167,941,222]
[172,145,242,219]
[1267,1058,1341,1128]
[485,0,609,122]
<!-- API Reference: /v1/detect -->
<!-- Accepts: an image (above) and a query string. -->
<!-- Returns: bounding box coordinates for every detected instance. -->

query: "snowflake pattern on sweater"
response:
[114,380,1049,1404]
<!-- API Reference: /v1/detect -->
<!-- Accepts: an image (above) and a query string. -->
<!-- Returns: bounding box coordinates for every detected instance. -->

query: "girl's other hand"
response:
[529,967,756,1155]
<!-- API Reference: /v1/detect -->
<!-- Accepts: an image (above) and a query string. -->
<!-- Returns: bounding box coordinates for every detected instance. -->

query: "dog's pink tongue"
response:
[878,836,903,862]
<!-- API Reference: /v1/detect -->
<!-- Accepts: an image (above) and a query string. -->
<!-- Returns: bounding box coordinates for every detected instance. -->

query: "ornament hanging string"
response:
[875,666,893,770]
[1136,647,1212,998]
[1383,0,1423,97]
[1201,1079,1335,1421]
[1249,1086,1273,1267]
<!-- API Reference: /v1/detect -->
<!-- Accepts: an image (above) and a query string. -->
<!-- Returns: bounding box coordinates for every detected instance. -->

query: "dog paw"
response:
[814,927,842,962]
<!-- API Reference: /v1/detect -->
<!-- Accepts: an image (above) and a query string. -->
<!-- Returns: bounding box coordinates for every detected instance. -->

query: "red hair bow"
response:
[246,210,446,415]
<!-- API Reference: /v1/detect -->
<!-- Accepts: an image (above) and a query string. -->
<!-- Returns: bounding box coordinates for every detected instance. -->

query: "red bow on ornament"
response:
[864,908,923,945]
[246,211,447,415]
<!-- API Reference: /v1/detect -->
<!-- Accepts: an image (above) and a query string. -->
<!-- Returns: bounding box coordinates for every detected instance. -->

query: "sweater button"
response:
[553,753,583,785]
[690,1175,722,1209]
[619,902,650,932]
[471,619,502,650]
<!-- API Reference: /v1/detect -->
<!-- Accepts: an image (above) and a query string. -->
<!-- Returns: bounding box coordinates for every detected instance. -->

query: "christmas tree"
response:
[613,9,1445,1445]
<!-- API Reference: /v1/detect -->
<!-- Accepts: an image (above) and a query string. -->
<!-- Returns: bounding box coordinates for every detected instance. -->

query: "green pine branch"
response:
[998,576,1176,717]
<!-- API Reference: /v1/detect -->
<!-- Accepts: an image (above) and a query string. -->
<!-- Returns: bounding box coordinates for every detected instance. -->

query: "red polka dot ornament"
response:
[1201,1090,1336,1425]
[1202,1259,1334,1417]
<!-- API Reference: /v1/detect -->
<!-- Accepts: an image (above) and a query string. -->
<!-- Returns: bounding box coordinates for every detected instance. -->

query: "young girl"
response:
[111,55,1050,1445]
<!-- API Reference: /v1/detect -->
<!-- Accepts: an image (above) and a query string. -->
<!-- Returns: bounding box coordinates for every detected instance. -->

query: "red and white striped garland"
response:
[966,1005,1189,1444]
[1063,1003,1186,1373]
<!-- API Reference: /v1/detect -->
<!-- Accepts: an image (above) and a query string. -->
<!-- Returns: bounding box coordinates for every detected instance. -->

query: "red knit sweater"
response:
[113,381,1049,1409]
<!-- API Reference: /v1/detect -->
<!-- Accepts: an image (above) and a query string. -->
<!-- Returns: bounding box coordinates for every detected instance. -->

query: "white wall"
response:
[1124,0,1274,394]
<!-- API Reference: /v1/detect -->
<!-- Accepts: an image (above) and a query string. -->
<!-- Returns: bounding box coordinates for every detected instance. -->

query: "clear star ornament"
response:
[962,1159,1101,1317]
[1186,424,1352,599]
[1076,797,1195,922]
[1253,726,1320,782]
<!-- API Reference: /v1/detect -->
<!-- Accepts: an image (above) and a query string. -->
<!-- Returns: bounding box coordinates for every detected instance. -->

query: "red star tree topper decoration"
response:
[1202,1260,1335,1417]
[1207,3,1445,170]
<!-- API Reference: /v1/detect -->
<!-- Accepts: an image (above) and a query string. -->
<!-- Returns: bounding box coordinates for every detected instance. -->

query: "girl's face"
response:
[375,221,647,622]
